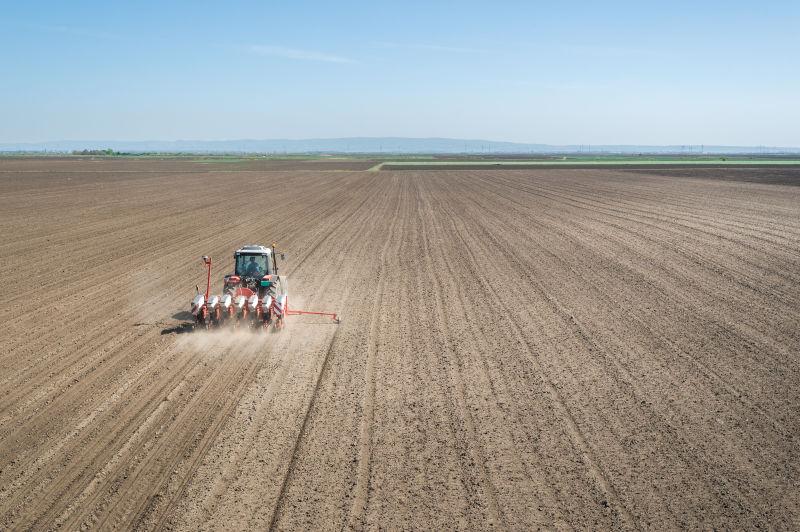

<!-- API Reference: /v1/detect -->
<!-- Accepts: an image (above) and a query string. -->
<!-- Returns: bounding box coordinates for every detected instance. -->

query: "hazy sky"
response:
[2,1,799,145]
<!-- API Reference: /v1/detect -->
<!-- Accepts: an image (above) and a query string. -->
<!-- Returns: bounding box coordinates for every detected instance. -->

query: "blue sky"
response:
[1,1,798,145]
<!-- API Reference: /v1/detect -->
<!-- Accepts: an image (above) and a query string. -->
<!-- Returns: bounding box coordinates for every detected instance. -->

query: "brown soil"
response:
[1,160,798,530]
[621,166,800,186]
[0,156,378,172]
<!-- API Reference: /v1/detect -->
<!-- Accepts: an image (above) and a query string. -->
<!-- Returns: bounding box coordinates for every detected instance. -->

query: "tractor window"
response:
[235,254,271,276]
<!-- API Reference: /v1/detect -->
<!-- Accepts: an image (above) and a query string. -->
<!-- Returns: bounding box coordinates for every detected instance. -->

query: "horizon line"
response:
[1,137,799,151]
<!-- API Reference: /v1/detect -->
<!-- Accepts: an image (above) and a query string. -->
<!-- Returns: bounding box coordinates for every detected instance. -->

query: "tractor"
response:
[190,243,338,331]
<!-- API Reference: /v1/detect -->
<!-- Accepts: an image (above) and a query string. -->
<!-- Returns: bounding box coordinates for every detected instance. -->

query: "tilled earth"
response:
[1,158,799,530]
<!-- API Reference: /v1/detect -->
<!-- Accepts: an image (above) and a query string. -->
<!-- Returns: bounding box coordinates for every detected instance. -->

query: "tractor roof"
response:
[235,244,271,255]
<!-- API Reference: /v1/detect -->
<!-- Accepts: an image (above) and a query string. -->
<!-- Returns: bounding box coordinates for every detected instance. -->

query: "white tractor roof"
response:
[235,244,271,254]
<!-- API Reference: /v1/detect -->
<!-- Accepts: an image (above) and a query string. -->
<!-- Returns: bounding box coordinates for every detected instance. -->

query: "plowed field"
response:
[1,159,799,530]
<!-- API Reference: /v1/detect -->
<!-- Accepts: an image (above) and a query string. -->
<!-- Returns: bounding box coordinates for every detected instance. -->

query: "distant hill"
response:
[1,137,798,155]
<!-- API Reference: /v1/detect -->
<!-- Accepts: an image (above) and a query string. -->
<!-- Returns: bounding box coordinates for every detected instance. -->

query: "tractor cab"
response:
[235,248,272,277]
[233,245,274,277]
[225,244,283,296]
